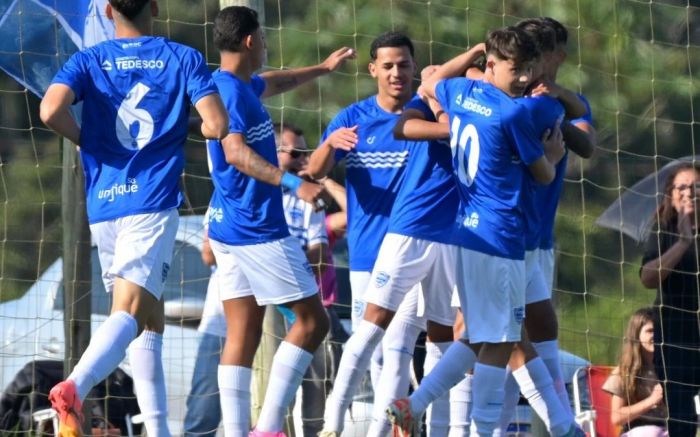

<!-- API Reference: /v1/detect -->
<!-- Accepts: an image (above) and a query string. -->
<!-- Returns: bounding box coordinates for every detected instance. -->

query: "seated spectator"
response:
[603,307,668,437]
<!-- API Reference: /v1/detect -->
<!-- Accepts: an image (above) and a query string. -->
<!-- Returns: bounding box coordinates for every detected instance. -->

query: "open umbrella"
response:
[595,155,700,243]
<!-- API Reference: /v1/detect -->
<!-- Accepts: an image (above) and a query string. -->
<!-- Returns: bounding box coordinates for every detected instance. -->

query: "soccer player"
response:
[306,31,435,437]
[388,27,582,436]
[39,1,229,436]
[204,6,354,437]
[494,17,596,435]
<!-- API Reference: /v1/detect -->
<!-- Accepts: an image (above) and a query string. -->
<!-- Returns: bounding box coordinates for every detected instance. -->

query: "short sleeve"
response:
[405,96,435,121]
[251,75,266,97]
[434,78,456,113]
[503,103,544,166]
[306,209,328,248]
[570,94,594,126]
[601,368,624,397]
[51,51,88,102]
[183,48,218,105]
[217,78,248,135]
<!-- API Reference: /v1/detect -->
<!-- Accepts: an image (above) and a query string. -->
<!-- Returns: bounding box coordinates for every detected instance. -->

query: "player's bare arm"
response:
[194,93,229,139]
[306,126,358,179]
[223,132,326,209]
[562,120,595,158]
[528,124,564,184]
[40,84,81,145]
[530,80,586,119]
[421,43,486,100]
[393,108,449,141]
[260,47,356,98]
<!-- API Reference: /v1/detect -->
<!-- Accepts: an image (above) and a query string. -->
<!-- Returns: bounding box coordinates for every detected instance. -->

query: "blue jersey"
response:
[537,94,594,250]
[517,96,565,251]
[52,36,218,224]
[435,78,544,260]
[387,99,460,244]
[324,95,412,271]
[207,72,289,245]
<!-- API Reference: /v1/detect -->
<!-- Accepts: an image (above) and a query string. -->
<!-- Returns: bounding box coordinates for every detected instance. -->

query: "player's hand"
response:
[530,80,562,98]
[326,125,359,151]
[296,180,330,211]
[322,47,356,72]
[677,208,695,242]
[542,121,565,165]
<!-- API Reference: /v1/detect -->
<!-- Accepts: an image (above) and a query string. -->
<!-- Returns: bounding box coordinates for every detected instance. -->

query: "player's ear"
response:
[485,59,495,73]
[368,61,377,78]
[105,2,113,20]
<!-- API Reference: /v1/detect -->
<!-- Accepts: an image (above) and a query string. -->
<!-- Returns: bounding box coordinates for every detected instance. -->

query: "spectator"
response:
[603,307,668,436]
[183,221,225,437]
[275,123,349,436]
[640,162,700,436]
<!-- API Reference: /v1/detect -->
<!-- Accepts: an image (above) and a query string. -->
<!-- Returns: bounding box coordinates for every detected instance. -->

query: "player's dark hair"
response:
[485,26,540,65]
[542,17,568,46]
[515,18,557,53]
[273,122,304,137]
[369,31,414,60]
[213,6,260,52]
[108,0,149,20]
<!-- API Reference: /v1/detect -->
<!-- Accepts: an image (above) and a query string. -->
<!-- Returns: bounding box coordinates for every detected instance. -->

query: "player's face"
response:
[369,46,416,101]
[638,321,654,355]
[670,169,700,216]
[250,28,267,71]
[276,130,309,174]
[488,56,534,97]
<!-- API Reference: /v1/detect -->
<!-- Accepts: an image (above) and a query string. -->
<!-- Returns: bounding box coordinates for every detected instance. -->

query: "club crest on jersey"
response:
[513,306,525,324]
[374,271,390,288]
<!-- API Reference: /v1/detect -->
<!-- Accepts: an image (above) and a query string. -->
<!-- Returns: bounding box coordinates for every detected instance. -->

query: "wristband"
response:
[280,171,303,192]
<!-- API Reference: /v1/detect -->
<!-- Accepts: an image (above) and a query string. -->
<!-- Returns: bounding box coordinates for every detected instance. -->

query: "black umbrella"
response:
[596,155,700,243]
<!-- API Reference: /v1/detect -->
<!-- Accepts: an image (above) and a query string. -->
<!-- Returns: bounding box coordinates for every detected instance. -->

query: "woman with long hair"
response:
[603,307,667,436]
[639,162,700,436]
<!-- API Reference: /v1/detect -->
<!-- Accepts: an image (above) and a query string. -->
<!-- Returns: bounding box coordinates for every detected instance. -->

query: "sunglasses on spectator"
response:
[277,148,311,159]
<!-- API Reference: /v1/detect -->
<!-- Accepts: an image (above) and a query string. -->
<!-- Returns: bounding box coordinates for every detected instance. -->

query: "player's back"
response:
[324,95,410,271]
[435,77,544,260]
[54,36,217,223]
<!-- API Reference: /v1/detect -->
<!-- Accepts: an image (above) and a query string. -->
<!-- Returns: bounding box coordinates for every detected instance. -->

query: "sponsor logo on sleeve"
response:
[374,271,391,288]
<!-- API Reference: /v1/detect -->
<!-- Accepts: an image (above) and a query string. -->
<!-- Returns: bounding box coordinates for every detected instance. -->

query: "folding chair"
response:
[573,365,621,437]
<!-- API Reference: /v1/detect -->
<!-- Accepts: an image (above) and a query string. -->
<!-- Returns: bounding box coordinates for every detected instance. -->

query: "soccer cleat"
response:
[48,380,84,437]
[248,429,286,437]
[316,431,339,437]
[386,398,419,437]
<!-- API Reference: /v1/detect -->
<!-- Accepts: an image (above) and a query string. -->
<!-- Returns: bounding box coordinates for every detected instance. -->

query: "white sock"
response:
[218,365,252,437]
[493,368,520,437]
[409,341,476,416]
[425,341,450,437]
[68,311,138,401]
[470,363,507,437]
[447,373,472,437]
[370,341,384,391]
[257,341,313,433]
[128,331,170,437]
[512,358,571,437]
[533,340,573,419]
[323,320,385,433]
[368,321,422,437]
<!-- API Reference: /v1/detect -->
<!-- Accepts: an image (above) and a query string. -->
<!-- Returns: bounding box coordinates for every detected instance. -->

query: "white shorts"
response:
[363,234,457,327]
[525,250,550,304]
[90,209,179,300]
[350,270,426,331]
[209,236,318,305]
[538,248,555,293]
[456,248,525,344]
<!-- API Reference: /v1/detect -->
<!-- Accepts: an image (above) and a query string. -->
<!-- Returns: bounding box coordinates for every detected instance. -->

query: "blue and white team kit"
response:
[435,77,547,344]
[206,73,317,305]
[51,36,218,298]
[362,98,460,328]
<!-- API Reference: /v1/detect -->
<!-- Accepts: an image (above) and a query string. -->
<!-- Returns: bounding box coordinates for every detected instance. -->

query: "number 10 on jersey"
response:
[450,116,480,187]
